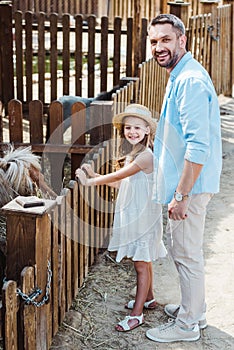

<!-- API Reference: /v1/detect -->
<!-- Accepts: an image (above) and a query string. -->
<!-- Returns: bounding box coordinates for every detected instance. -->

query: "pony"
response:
[0,145,56,208]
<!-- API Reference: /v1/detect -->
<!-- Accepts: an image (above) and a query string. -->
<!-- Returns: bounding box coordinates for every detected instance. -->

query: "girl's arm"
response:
[80,163,120,188]
[76,161,142,187]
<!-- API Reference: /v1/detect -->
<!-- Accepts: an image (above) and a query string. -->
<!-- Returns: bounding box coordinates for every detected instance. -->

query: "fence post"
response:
[0,3,14,110]
[228,1,234,96]
[89,101,114,145]
[1,198,56,349]
[168,1,191,28]
[199,0,220,14]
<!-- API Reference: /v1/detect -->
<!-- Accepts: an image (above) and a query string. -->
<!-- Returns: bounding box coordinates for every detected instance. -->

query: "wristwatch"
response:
[174,191,189,202]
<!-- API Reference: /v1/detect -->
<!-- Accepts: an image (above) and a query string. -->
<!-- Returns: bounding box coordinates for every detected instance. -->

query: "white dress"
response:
[108,148,167,263]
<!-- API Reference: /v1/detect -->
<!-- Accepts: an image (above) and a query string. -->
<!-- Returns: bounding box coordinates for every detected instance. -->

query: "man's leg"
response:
[146,193,213,343]
[167,193,212,328]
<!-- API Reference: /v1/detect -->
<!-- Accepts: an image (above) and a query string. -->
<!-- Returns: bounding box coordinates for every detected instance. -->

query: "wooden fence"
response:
[1,151,115,349]
[12,0,229,21]
[0,2,233,114]
[12,0,164,22]
[0,3,149,109]
[187,4,233,96]
[12,0,100,18]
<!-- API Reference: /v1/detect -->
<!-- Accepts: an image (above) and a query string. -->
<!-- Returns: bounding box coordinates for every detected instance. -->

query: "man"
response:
[146,14,222,343]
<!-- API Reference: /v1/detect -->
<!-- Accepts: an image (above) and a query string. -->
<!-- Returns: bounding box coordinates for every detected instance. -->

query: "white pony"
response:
[0,145,56,208]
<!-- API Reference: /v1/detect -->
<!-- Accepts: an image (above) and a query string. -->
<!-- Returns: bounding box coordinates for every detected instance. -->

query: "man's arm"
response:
[168,160,203,220]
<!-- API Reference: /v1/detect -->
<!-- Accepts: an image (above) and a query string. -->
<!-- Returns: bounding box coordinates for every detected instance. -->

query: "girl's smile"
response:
[124,116,149,145]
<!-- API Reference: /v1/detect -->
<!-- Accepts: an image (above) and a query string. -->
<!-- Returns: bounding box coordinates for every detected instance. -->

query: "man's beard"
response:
[155,51,179,69]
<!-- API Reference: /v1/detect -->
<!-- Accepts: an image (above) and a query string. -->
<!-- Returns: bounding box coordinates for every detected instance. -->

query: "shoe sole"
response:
[164,308,208,330]
[125,300,157,310]
[146,331,200,343]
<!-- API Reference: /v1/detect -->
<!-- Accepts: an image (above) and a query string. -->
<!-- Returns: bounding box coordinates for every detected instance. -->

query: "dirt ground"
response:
[49,94,233,350]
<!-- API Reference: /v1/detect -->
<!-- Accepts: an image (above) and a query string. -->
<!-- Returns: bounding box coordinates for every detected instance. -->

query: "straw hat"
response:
[112,104,156,135]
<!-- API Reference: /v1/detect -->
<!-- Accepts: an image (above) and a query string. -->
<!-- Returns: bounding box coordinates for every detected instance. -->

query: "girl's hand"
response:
[81,163,97,178]
[75,169,89,186]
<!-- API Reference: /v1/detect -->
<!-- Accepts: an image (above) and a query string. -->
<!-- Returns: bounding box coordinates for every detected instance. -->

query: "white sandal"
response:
[116,314,144,332]
[125,298,157,310]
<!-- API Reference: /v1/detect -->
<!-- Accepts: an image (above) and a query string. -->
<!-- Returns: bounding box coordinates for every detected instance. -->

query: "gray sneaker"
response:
[146,320,200,343]
[164,304,207,330]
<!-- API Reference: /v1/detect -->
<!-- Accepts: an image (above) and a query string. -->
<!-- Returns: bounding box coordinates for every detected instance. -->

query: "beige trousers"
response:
[166,193,213,328]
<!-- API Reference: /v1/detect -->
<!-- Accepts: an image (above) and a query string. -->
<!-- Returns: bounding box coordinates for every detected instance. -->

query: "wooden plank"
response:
[0,300,2,341]
[83,185,90,278]
[71,101,87,177]
[91,156,100,255]
[50,206,59,336]
[57,195,66,323]
[63,188,73,310]
[93,152,102,251]
[68,180,79,298]
[75,14,83,96]
[113,17,121,86]
[14,11,24,102]
[87,15,96,97]
[141,18,148,64]
[100,16,108,92]
[48,100,65,193]
[103,141,111,246]
[21,266,36,350]
[231,3,234,96]
[89,100,113,145]
[0,4,14,107]
[99,148,105,248]
[2,280,18,350]
[50,13,58,102]
[29,100,44,144]
[89,172,95,265]
[0,100,3,143]
[78,183,84,287]
[126,17,133,77]
[38,12,46,103]
[25,11,33,103]
[62,14,70,95]
[35,214,51,349]
[8,99,23,144]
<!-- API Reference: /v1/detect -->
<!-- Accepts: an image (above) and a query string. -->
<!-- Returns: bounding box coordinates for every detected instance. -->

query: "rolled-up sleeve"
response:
[177,78,210,165]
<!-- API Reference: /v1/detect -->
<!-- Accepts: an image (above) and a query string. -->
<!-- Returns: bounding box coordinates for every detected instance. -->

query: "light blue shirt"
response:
[153,52,222,204]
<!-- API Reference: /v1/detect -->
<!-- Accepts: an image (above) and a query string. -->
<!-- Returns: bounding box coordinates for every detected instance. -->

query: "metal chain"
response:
[16,260,52,307]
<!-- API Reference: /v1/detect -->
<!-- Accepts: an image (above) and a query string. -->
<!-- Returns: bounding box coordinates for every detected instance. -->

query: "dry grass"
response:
[50,251,167,350]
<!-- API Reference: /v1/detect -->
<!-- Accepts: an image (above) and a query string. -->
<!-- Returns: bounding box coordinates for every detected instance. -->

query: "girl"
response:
[75,104,167,332]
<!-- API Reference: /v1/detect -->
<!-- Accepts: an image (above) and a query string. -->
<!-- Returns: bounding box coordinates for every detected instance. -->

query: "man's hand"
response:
[168,198,188,220]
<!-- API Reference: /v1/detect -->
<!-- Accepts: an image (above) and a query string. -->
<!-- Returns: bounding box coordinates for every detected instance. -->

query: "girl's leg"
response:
[146,262,155,301]
[116,260,149,331]
[131,261,151,316]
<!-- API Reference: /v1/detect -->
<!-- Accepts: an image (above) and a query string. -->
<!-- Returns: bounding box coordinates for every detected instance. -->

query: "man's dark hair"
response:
[149,14,186,36]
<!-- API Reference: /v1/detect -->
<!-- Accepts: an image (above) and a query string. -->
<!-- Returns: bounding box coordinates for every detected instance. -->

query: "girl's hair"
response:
[115,123,154,169]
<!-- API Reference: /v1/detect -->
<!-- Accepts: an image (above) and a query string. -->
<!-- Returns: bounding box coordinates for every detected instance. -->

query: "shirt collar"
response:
[170,52,192,81]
